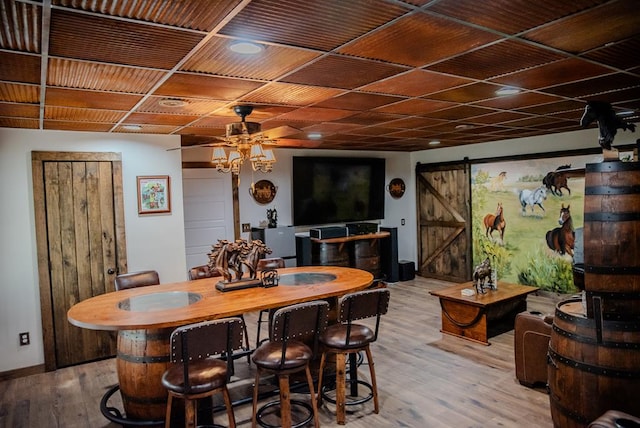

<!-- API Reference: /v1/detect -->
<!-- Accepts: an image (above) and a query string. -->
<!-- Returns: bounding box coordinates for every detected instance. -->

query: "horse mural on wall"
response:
[519,186,547,216]
[489,171,507,191]
[483,202,506,244]
[546,204,575,256]
[580,100,636,150]
[542,164,586,197]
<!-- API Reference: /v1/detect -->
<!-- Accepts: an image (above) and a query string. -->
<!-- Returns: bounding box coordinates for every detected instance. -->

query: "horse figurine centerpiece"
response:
[207,238,273,291]
[580,100,636,153]
[473,257,496,294]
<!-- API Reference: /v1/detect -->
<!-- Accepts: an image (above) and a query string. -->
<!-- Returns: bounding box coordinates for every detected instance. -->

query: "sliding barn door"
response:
[32,151,127,370]
[416,162,471,282]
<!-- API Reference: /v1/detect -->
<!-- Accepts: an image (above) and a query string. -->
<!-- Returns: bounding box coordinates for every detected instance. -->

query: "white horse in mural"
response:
[519,186,547,216]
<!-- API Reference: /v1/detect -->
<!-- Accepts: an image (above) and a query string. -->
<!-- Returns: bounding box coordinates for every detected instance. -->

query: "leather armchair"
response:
[589,410,640,428]
[514,311,553,388]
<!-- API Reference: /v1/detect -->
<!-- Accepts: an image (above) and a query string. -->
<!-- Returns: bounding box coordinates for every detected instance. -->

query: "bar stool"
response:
[251,300,329,428]
[255,257,286,347]
[162,317,245,428]
[188,264,251,365]
[114,270,160,291]
[188,264,217,280]
[316,288,391,424]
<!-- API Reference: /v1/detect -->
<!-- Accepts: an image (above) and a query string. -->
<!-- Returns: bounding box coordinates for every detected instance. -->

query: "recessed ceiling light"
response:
[158,98,187,108]
[616,110,635,116]
[229,41,264,54]
[429,140,441,146]
[496,86,521,96]
[122,124,142,131]
[455,124,474,130]
[307,132,322,140]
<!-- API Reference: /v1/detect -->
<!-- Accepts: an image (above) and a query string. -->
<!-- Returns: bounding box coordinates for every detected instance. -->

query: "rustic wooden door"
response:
[32,151,127,370]
[416,162,471,282]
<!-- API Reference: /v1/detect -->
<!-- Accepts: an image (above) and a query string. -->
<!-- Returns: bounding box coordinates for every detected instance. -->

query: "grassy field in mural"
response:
[470,156,596,294]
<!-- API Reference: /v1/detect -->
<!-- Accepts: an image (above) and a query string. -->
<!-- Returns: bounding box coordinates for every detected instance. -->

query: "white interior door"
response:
[182,169,234,271]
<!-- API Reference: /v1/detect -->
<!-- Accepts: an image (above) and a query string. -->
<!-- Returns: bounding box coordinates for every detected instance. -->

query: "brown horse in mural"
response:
[484,202,506,243]
[546,204,575,256]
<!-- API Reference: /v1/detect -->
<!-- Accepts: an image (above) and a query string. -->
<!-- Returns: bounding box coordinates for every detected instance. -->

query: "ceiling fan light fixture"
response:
[496,86,521,96]
[229,41,264,54]
[158,98,187,108]
[212,147,227,161]
[249,143,265,161]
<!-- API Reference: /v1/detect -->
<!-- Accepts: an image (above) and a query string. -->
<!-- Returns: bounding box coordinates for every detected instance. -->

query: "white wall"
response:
[183,147,415,260]
[2,125,634,373]
[0,128,187,372]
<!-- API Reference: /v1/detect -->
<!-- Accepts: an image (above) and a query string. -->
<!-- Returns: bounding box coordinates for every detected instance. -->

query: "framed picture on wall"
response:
[137,175,171,214]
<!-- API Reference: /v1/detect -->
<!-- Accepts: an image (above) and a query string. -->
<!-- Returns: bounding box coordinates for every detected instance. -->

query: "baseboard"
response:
[0,364,45,381]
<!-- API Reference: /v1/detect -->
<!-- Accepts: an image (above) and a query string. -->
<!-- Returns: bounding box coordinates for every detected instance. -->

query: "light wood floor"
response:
[0,276,563,428]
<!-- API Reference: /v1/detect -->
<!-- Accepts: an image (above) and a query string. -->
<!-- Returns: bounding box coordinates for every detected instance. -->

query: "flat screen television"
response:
[292,156,385,226]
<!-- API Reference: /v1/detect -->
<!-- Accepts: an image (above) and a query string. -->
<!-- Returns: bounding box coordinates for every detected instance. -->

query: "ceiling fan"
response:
[168,105,301,151]
[170,105,310,174]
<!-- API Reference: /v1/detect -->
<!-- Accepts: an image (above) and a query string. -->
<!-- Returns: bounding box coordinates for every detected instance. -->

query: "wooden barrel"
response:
[116,328,172,421]
[353,239,381,278]
[548,299,640,428]
[583,161,640,320]
[312,242,349,266]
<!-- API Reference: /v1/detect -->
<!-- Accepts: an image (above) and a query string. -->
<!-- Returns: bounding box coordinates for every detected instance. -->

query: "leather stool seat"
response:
[589,410,640,428]
[162,358,228,395]
[321,324,374,349]
[252,341,312,371]
[514,311,553,388]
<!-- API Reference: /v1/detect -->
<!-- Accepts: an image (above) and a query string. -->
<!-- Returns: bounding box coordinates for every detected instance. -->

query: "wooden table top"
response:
[429,281,538,308]
[67,266,373,331]
[310,231,390,244]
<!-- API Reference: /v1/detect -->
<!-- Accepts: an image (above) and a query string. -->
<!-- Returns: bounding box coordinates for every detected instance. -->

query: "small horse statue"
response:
[242,240,272,279]
[546,204,575,256]
[580,101,636,150]
[208,238,273,283]
[519,186,547,216]
[207,239,235,282]
[483,202,506,244]
[473,257,495,294]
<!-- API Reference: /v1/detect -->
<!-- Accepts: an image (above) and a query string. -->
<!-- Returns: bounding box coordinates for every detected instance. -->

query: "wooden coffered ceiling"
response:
[1,0,638,151]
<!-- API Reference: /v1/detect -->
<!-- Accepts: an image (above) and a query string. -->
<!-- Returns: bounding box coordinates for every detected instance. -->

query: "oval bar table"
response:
[67,266,373,424]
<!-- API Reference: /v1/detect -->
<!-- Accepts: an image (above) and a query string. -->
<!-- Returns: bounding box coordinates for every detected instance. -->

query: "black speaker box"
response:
[379,226,399,282]
[295,235,313,266]
[399,260,415,281]
[346,222,379,235]
[309,226,348,240]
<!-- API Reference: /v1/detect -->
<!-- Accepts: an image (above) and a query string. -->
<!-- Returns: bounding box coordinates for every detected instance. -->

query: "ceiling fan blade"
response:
[166,136,226,151]
[274,138,322,148]
[261,125,301,139]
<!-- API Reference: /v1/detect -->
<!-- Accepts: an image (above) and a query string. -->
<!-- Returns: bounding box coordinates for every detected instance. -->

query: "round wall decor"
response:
[387,178,405,199]
[250,179,277,204]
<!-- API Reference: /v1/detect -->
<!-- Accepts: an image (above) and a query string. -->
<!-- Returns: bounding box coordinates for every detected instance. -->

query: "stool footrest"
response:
[255,399,313,428]
[321,379,374,407]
